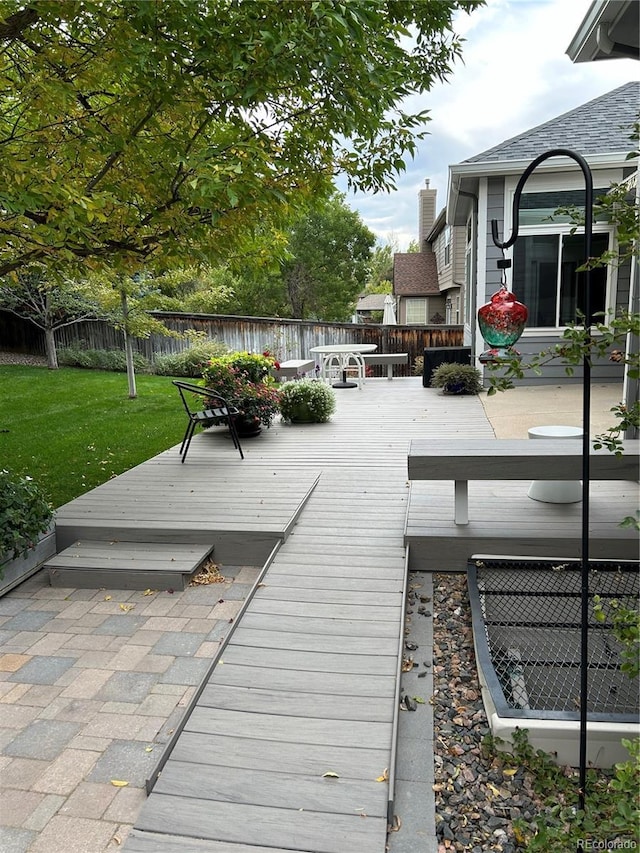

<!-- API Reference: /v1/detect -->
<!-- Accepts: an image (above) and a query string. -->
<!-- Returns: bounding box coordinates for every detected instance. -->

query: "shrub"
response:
[0,469,53,569]
[413,355,424,376]
[430,362,482,394]
[58,347,150,372]
[279,380,336,423]
[153,333,229,377]
[202,352,281,427]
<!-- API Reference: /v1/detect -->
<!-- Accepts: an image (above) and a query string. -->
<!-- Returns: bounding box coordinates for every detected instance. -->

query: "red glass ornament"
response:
[478,285,528,362]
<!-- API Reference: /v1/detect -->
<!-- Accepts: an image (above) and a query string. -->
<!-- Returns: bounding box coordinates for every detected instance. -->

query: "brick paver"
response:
[0,563,254,850]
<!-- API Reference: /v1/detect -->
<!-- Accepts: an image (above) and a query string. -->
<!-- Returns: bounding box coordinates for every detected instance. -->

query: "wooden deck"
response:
[44,377,636,852]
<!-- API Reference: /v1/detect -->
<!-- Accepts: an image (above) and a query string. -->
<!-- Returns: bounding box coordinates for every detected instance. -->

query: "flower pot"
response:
[288,402,316,423]
[443,382,466,395]
[0,525,56,597]
[233,415,262,437]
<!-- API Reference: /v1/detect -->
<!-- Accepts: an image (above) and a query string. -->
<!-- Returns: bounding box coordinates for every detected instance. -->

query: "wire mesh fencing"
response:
[468,558,639,720]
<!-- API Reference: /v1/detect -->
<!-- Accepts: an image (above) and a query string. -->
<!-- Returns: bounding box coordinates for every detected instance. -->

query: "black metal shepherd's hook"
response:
[491,148,594,817]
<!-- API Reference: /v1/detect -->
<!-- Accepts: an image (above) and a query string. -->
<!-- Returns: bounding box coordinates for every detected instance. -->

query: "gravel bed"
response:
[432,573,544,853]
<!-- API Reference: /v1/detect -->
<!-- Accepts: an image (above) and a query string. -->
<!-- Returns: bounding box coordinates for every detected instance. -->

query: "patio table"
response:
[310,343,377,388]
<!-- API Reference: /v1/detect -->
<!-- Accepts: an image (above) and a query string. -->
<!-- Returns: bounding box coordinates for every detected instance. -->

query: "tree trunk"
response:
[120,290,137,399]
[44,326,58,369]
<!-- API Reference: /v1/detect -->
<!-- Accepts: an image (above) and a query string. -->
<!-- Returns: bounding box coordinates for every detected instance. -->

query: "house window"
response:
[513,232,609,327]
[405,298,427,324]
[443,226,452,266]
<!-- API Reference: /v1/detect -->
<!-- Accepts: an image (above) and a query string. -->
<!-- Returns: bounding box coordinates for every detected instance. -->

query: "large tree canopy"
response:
[0,0,482,279]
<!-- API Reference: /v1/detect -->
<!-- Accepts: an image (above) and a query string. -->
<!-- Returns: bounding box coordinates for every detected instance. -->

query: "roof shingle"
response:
[464,81,639,164]
[393,252,440,296]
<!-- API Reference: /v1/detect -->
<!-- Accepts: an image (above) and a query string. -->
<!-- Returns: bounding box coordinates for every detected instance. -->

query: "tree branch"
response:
[0,7,39,42]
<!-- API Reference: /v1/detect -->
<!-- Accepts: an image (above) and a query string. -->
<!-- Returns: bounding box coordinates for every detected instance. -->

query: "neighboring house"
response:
[447,80,639,383]
[354,292,387,323]
[393,180,462,324]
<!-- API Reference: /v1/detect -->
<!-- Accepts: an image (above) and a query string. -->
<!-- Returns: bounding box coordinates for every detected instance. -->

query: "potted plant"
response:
[430,363,483,395]
[279,380,336,423]
[201,351,281,435]
[1,469,55,595]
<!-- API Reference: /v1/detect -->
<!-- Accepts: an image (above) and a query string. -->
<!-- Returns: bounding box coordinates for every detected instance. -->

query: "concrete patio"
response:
[0,378,634,853]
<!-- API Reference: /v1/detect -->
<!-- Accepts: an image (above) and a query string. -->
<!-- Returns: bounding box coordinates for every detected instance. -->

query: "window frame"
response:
[502,174,620,335]
[405,297,427,325]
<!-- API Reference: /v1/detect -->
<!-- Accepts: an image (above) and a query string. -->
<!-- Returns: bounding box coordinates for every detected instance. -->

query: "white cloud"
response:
[343,0,638,249]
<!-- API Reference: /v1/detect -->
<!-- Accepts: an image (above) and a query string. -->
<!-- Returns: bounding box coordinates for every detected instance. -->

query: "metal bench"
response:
[362,352,408,379]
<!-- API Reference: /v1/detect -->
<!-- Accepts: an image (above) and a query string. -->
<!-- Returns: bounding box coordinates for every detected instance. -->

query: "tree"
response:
[280,193,376,320]
[0,0,482,281]
[0,267,105,369]
[364,243,396,294]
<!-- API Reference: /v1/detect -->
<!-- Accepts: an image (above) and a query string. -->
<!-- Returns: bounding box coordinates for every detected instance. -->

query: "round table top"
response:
[309,344,377,354]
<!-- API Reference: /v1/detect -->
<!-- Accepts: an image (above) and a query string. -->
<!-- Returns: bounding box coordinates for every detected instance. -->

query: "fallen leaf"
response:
[503,767,518,776]
[322,771,340,779]
[376,767,389,782]
[387,814,402,832]
[145,746,153,753]
[104,595,112,601]
[143,589,156,596]
[119,603,135,612]
[412,696,425,704]
[110,780,129,787]
[487,782,501,797]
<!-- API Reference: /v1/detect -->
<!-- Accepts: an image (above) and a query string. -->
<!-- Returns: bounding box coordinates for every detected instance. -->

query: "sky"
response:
[340,0,638,250]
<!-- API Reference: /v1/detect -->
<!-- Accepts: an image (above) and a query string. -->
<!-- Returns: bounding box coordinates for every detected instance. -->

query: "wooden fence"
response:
[0,311,464,377]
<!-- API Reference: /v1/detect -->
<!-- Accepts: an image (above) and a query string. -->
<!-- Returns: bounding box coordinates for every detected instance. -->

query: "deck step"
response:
[46,540,215,590]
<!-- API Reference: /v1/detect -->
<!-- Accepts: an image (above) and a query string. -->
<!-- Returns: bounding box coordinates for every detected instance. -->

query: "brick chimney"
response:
[418,179,437,251]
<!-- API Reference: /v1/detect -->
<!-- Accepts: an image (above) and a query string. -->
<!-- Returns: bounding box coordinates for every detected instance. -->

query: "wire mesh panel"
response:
[468,558,639,721]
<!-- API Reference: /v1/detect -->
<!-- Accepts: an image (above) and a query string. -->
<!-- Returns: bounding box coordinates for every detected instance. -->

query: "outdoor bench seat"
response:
[362,352,408,379]
[408,438,640,525]
[276,359,316,380]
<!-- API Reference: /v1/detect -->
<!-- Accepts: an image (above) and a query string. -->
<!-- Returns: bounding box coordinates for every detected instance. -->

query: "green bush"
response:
[0,469,53,568]
[430,362,482,394]
[58,347,150,372]
[153,336,229,377]
[279,380,336,423]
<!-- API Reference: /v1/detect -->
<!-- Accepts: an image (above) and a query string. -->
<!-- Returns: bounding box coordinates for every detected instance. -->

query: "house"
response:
[393,180,464,325]
[353,292,387,323]
[447,80,639,383]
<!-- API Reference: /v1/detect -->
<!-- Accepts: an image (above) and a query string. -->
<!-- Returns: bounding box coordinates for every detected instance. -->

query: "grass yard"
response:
[1,365,185,508]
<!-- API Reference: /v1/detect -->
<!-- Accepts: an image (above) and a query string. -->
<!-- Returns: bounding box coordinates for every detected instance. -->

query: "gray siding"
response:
[484,177,506,302]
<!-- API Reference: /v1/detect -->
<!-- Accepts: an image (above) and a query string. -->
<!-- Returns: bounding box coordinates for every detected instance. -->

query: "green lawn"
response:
[1,366,185,508]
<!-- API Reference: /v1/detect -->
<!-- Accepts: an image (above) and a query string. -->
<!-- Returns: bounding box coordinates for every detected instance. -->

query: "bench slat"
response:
[408,439,639,482]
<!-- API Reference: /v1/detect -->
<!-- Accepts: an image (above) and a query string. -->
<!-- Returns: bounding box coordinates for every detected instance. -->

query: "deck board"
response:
[133,793,385,853]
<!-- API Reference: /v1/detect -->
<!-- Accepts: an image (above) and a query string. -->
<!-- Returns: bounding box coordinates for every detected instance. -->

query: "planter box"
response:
[0,527,56,597]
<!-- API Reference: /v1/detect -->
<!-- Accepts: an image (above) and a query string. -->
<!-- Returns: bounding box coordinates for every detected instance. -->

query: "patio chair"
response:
[173,381,244,463]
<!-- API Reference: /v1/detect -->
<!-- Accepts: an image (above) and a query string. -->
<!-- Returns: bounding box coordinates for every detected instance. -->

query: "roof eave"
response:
[567,0,639,62]
[447,152,630,224]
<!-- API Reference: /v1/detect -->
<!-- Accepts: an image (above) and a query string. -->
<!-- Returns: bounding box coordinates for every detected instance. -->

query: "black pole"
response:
[490,148,593,816]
